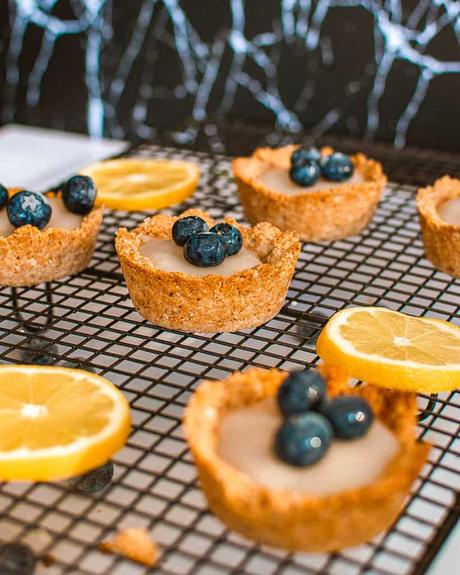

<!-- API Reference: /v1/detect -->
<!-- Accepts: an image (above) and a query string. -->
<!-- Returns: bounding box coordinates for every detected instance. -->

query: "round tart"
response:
[184,366,430,552]
[233,145,387,242]
[417,176,460,278]
[115,209,300,333]
[0,190,103,287]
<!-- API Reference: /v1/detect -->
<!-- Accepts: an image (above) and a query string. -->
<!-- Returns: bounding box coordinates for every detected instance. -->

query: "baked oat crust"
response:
[115,208,300,333]
[0,191,103,287]
[99,528,159,567]
[233,145,387,242]
[184,366,430,552]
[417,176,460,278]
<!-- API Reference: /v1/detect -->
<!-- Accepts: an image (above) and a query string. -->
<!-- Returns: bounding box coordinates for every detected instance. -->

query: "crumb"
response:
[42,553,55,567]
[99,528,159,567]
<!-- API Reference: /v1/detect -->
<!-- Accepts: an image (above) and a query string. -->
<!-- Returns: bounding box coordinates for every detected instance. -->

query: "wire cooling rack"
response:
[0,144,459,575]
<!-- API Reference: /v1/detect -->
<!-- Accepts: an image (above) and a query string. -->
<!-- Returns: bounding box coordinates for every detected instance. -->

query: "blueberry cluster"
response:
[0,175,96,231]
[172,216,243,267]
[289,147,355,187]
[274,370,373,467]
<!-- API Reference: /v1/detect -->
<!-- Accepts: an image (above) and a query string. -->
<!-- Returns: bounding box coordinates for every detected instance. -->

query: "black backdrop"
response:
[1,1,460,152]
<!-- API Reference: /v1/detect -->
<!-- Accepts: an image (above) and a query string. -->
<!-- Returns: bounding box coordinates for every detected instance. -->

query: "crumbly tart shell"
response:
[115,209,300,333]
[184,366,430,552]
[0,196,103,287]
[417,176,460,278]
[233,145,387,242]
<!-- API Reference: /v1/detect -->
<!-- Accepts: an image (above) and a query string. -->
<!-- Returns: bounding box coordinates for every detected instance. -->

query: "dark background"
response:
[1,1,460,152]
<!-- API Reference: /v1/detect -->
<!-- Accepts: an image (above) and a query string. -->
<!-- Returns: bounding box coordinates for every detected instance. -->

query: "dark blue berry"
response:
[321,153,354,182]
[62,359,95,372]
[277,370,326,416]
[291,147,321,167]
[62,175,97,215]
[184,232,226,267]
[289,161,320,187]
[275,412,332,467]
[69,461,114,493]
[210,223,243,256]
[172,216,208,247]
[7,191,51,229]
[0,185,8,210]
[321,395,373,439]
[0,542,36,575]
[20,338,57,365]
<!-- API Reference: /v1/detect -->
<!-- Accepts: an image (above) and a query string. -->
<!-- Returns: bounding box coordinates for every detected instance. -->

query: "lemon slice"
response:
[81,158,200,211]
[316,306,460,393]
[0,365,131,481]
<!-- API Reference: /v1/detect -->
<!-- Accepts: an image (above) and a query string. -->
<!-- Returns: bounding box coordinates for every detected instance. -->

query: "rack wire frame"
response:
[0,144,458,575]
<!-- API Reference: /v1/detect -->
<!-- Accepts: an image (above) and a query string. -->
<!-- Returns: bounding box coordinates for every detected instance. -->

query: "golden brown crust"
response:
[417,176,460,278]
[99,528,159,567]
[115,208,300,333]
[0,191,103,287]
[233,145,387,242]
[184,366,430,552]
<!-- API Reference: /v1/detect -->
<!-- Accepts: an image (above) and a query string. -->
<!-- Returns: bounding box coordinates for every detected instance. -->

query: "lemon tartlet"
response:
[417,176,460,278]
[115,209,300,333]
[0,189,103,287]
[184,366,429,551]
[233,145,387,242]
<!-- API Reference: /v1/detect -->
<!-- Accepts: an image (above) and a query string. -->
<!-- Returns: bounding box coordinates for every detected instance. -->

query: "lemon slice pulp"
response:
[81,158,200,211]
[0,365,131,481]
[316,306,460,392]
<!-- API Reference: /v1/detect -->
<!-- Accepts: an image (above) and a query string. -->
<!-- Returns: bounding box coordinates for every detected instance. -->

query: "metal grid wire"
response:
[0,144,459,575]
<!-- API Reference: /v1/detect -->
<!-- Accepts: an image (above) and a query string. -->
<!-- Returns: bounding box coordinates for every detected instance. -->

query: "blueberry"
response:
[20,338,57,365]
[321,395,373,439]
[321,153,354,182]
[62,359,95,372]
[69,461,114,493]
[184,232,226,267]
[172,216,208,247]
[62,175,97,215]
[291,147,321,167]
[7,191,51,229]
[277,370,326,416]
[274,412,332,467]
[0,185,8,210]
[210,223,243,256]
[0,542,36,575]
[289,161,320,187]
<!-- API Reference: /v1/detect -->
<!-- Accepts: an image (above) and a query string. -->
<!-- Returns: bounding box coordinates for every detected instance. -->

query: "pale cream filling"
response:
[437,197,460,225]
[0,196,82,236]
[259,167,364,196]
[218,398,399,495]
[139,238,261,277]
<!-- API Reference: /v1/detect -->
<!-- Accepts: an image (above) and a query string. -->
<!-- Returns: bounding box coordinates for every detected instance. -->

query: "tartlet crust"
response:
[233,145,387,242]
[417,176,460,278]
[184,366,430,552]
[0,191,103,287]
[115,209,300,333]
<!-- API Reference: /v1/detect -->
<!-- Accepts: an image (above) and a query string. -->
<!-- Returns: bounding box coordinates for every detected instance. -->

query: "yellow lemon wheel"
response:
[81,158,200,211]
[317,306,460,393]
[0,365,131,481]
